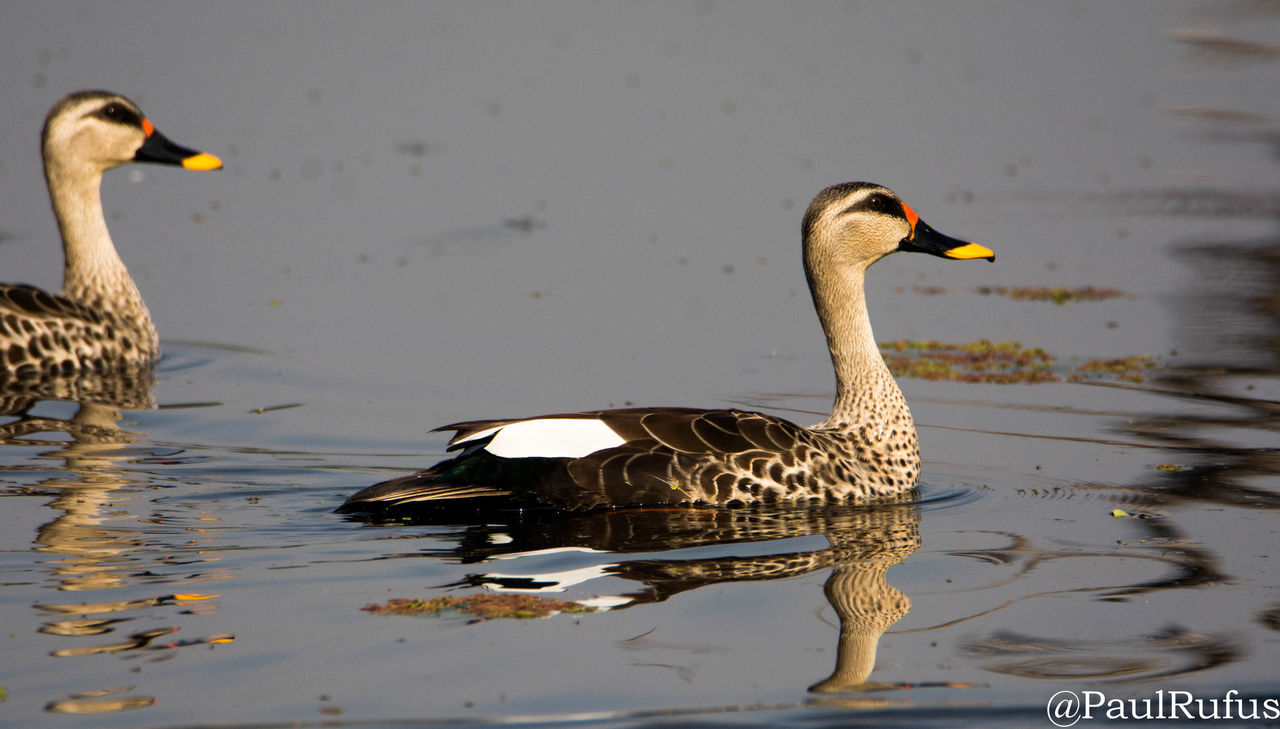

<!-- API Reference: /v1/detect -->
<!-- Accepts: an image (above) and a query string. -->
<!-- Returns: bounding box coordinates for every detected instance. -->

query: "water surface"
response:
[1,3,1277,727]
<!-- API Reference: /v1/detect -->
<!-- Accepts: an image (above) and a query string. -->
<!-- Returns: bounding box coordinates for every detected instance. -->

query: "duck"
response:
[0,90,222,379]
[339,182,994,514]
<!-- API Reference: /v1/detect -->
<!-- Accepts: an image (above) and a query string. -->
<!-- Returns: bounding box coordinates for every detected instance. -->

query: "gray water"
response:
[1,2,1278,727]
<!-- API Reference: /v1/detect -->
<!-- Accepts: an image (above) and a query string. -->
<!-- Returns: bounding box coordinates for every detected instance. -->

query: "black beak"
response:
[898,212,994,261]
[133,123,222,170]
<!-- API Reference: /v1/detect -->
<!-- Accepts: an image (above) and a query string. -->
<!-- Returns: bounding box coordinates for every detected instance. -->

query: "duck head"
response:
[41,90,222,177]
[802,182,994,274]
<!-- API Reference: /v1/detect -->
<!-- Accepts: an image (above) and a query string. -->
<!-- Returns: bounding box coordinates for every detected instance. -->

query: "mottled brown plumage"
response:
[0,90,221,379]
[340,182,994,514]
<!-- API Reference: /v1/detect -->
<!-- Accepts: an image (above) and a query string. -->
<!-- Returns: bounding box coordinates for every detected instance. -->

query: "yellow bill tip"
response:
[945,242,996,261]
[182,152,223,171]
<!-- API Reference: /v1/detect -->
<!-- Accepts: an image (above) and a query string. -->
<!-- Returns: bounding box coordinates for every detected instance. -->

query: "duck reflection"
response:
[2,370,155,593]
[0,367,155,421]
[2,370,232,715]
[361,495,922,693]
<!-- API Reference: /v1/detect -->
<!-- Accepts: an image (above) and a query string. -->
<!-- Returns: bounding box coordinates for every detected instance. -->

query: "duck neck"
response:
[45,158,153,333]
[807,263,910,433]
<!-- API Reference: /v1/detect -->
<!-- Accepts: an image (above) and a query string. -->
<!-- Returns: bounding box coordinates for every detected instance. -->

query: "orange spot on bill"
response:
[901,201,920,238]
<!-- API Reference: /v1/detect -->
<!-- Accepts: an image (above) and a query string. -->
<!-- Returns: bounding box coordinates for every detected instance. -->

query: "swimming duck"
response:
[339,182,994,514]
[0,90,222,378]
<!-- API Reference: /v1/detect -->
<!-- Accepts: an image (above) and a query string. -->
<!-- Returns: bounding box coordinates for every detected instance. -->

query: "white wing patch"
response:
[461,418,626,459]
[480,564,614,593]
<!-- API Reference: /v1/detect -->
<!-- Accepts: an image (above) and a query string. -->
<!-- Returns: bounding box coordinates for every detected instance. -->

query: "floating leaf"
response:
[1112,508,1158,520]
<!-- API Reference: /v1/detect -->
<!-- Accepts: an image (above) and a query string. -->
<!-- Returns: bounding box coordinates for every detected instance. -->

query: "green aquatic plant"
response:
[361,594,596,621]
[880,340,1158,384]
[1067,355,1157,383]
[880,339,1058,384]
[973,285,1128,305]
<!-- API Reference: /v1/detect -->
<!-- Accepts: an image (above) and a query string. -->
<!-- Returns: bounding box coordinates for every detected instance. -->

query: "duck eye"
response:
[93,102,142,129]
[867,194,886,211]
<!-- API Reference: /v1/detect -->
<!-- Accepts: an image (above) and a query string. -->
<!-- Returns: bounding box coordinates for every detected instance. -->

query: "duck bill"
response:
[897,202,994,261]
[133,119,223,170]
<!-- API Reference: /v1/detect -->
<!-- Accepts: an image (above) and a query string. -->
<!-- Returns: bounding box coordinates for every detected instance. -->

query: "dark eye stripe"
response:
[90,102,144,131]
[839,192,906,220]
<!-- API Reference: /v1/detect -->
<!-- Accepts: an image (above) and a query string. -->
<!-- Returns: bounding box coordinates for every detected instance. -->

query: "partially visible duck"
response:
[340,182,994,514]
[0,90,221,378]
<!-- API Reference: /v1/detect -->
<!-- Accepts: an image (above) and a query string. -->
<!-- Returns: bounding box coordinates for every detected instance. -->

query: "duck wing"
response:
[0,284,102,323]
[0,284,118,377]
[558,408,817,509]
[339,407,822,513]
